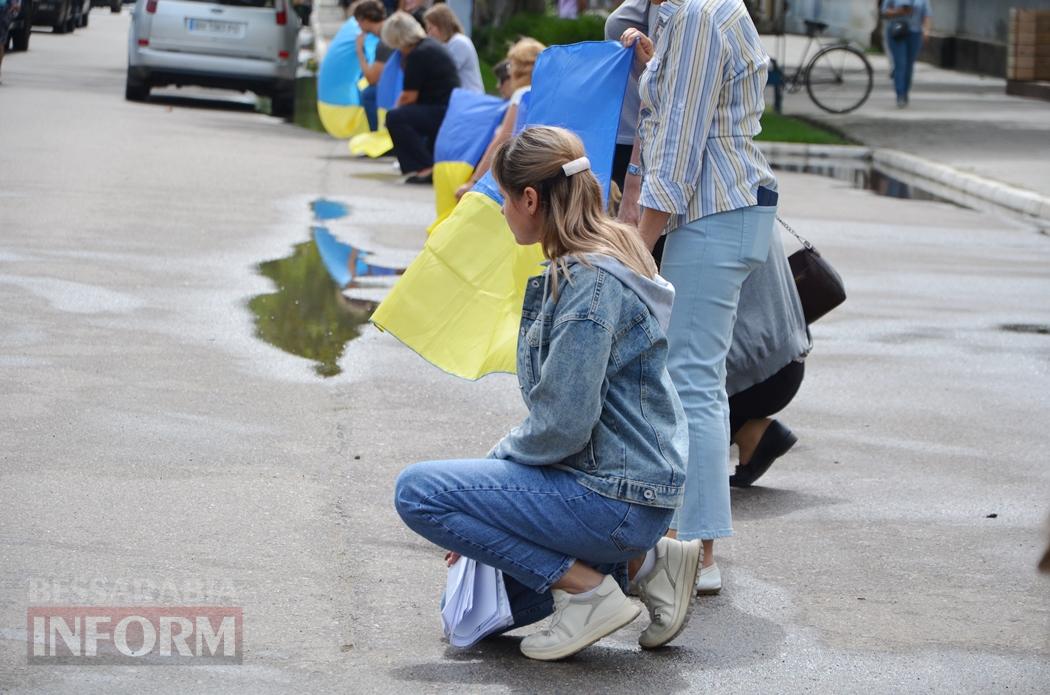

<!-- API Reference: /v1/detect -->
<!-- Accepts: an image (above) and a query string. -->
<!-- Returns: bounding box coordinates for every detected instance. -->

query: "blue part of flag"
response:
[472,171,503,205]
[318,19,379,107]
[434,89,508,166]
[469,43,632,207]
[524,42,633,199]
[512,90,531,134]
[377,56,404,111]
[314,226,352,288]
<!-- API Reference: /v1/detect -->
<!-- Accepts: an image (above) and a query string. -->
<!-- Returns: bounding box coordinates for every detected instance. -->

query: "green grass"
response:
[756,110,850,145]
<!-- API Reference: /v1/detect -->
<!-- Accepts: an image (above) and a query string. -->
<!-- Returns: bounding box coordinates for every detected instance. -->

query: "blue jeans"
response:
[394,459,673,630]
[890,31,923,99]
[361,84,378,132]
[660,204,777,541]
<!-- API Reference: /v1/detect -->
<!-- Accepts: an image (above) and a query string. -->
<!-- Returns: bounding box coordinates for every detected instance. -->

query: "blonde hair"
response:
[423,4,463,42]
[493,126,658,296]
[506,38,545,91]
[381,11,426,51]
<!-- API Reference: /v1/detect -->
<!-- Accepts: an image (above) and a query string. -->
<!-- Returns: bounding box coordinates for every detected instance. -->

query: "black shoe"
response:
[729,420,798,488]
[405,172,433,185]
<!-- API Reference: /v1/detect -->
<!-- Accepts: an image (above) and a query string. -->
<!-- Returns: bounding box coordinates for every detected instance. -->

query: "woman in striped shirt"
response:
[621,0,779,582]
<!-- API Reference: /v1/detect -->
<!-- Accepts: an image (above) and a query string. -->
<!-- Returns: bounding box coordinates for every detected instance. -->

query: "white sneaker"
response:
[519,575,640,661]
[696,562,722,596]
[635,537,703,649]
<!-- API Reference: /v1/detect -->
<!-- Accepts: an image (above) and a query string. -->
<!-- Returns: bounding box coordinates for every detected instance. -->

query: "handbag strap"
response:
[777,216,814,251]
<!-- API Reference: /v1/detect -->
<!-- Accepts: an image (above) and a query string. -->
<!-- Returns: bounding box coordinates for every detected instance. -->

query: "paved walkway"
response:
[763,35,1050,199]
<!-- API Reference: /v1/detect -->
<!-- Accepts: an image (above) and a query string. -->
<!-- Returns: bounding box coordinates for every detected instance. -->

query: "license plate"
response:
[186,18,245,37]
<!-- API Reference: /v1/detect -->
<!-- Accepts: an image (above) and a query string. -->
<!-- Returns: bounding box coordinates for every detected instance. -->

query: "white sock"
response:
[571,583,601,600]
[633,549,657,583]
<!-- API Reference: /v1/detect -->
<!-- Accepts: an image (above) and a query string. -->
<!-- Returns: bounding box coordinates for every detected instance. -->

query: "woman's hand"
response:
[444,551,461,567]
[454,182,473,201]
[620,28,654,67]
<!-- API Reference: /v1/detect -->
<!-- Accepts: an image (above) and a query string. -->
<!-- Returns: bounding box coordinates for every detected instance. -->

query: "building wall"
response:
[783,0,878,46]
[924,0,1050,76]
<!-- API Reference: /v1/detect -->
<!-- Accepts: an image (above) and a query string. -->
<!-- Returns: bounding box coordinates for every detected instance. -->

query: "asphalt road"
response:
[1,11,1049,694]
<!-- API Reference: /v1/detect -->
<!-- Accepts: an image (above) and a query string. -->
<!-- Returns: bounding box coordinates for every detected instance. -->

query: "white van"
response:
[126,0,300,116]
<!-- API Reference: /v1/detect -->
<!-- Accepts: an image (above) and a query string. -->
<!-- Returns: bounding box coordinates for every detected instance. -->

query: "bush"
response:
[473,12,607,70]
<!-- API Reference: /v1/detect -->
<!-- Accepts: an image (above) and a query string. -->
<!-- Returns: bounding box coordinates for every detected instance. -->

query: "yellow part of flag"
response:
[348,109,393,158]
[317,102,370,140]
[428,161,476,235]
[370,191,545,380]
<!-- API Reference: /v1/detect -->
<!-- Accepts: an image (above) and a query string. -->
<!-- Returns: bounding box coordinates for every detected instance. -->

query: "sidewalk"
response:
[764,35,1050,203]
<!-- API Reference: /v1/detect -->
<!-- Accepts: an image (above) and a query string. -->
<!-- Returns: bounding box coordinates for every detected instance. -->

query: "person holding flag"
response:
[394,127,703,661]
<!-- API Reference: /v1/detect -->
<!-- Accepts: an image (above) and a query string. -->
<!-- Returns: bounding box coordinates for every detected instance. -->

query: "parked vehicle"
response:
[72,0,91,27]
[6,0,35,51]
[33,0,77,33]
[90,0,123,14]
[126,0,300,117]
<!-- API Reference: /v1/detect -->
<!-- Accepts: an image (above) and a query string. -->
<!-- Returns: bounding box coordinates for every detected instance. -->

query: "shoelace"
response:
[541,592,572,636]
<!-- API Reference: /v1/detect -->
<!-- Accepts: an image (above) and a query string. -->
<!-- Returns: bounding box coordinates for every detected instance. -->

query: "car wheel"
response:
[125,69,150,102]
[110,0,120,12]
[271,85,295,119]
[12,24,30,51]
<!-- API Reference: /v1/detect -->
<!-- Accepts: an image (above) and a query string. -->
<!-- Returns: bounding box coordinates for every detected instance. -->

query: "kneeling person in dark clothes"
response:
[382,10,459,184]
[725,227,811,489]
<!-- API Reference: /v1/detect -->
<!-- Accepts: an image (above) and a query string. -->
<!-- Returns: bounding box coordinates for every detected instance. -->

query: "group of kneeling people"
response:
[391,0,810,661]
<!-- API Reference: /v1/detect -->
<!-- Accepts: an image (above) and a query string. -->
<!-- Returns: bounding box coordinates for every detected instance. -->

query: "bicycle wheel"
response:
[805,45,873,114]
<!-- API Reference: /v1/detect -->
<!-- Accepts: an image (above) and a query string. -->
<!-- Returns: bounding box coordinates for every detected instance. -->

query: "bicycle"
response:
[768,20,874,114]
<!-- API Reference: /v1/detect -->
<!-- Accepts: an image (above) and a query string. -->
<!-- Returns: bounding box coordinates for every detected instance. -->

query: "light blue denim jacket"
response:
[489,254,688,510]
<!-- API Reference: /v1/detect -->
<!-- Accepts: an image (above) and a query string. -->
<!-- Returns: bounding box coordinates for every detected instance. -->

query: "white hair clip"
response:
[562,156,591,177]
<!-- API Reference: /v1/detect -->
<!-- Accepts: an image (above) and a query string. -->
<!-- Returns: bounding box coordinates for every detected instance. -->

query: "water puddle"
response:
[771,159,957,206]
[248,198,405,377]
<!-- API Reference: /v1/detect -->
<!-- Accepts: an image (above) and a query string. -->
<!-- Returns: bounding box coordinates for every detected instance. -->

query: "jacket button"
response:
[643,489,655,500]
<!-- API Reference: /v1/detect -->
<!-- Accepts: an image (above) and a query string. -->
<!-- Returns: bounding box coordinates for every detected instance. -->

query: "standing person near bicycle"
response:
[881,0,933,107]
[619,0,778,593]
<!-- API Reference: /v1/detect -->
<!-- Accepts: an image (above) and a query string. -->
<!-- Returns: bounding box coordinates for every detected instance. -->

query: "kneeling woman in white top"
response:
[424,4,484,94]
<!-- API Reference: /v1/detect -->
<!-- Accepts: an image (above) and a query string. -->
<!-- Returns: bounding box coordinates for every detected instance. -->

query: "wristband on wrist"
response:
[626,163,642,177]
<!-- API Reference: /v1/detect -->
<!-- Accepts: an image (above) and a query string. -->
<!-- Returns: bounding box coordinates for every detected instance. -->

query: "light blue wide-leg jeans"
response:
[660,204,777,541]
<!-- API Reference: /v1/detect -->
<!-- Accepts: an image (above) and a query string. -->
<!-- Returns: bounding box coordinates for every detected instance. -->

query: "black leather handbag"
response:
[778,217,846,324]
[889,18,910,40]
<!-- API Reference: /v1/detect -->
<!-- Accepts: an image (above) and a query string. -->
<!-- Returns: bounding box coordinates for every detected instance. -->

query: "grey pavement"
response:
[764,34,1050,200]
[1,11,1050,694]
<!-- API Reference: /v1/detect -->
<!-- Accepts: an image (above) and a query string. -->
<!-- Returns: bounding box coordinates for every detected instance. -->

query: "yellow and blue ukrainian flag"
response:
[317,19,378,139]
[371,42,634,380]
[349,57,404,158]
[429,89,507,231]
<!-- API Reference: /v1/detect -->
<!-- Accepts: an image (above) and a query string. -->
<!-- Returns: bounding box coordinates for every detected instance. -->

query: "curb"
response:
[874,149,1050,224]
[757,142,872,160]
[759,141,1050,225]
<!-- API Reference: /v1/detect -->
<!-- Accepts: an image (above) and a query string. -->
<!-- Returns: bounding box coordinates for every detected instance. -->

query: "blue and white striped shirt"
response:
[637,0,777,229]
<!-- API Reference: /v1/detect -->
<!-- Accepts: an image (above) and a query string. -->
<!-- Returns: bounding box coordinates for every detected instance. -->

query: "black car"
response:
[33,0,77,33]
[6,0,34,51]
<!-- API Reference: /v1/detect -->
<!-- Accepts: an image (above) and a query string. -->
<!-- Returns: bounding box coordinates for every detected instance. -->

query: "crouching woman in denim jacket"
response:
[395,126,703,661]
